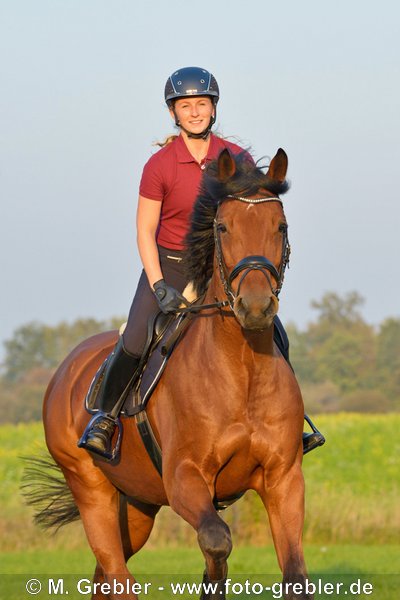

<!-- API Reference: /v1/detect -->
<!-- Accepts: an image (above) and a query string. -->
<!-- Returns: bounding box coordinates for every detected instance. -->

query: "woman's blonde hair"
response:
[154,135,178,148]
[154,131,226,149]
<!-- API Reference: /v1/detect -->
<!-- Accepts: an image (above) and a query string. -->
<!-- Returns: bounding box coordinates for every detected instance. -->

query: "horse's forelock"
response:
[184,153,290,296]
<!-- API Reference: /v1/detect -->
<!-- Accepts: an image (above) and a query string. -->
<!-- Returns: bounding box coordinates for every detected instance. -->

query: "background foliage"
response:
[0,316,124,423]
[1,291,399,423]
[286,291,399,413]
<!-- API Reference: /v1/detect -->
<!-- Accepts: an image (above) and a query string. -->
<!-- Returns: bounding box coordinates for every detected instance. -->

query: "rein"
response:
[177,193,291,314]
[177,299,229,313]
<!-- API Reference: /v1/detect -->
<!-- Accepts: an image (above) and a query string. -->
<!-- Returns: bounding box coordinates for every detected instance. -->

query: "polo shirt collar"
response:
[175,133,219,164]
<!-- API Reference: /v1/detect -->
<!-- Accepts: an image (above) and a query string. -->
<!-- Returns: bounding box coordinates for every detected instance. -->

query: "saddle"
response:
[84,303,198,474]
[86,312,194,411]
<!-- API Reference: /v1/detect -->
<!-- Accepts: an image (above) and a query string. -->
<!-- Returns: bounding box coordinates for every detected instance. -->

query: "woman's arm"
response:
[136,195,163,289]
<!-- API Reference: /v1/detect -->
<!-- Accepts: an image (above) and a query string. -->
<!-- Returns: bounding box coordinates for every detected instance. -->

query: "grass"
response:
[303,413,400,543]
[1,415,400,554]
[2,544,400,574]
[1,545,399,599]
[2,416,399,598]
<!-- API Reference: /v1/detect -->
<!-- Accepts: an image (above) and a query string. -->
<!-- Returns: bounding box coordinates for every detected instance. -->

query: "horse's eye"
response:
[217,223,227,233]
[279,223,288,234]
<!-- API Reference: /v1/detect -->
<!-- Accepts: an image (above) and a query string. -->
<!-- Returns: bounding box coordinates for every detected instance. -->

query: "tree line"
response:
[1,291,399,423]
[287,292,400,413]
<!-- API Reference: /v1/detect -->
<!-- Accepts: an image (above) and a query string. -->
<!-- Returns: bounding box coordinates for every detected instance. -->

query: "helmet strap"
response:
[173,104,217,141]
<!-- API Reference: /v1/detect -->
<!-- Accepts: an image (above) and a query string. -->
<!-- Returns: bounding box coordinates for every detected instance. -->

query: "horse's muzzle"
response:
[234,293,279,330]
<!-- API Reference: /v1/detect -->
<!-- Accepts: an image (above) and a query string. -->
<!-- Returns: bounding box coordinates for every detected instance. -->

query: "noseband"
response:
[213,194,291,309]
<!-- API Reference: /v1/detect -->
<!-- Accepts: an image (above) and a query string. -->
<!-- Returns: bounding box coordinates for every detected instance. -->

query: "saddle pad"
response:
[123,313,189,416]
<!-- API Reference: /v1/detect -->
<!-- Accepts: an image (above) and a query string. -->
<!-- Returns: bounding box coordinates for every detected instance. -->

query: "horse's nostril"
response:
[238,297,249,312]
[262,297,273,315]
[237,295,273,317]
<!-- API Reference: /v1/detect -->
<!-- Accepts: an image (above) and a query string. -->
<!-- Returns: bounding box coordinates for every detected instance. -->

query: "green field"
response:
[1,545,399,599]
[2,543,400,574]
[1,416,399,597]
[2,415,399,550]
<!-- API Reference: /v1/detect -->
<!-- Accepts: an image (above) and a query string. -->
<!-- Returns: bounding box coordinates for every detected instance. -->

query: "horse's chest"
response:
[211,424,266,487]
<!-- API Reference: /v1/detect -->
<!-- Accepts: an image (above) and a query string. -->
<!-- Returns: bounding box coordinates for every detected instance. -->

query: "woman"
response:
[79,66,325,460]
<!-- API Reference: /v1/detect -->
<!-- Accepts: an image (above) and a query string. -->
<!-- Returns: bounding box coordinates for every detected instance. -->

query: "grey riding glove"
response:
[153,279,187,314]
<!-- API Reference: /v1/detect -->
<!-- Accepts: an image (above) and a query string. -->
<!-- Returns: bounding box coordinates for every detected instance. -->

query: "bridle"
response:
[213,194,291,310]
[177,192,291,315]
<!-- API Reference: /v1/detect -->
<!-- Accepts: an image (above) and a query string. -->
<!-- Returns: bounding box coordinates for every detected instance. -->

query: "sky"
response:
[1,0,399,356]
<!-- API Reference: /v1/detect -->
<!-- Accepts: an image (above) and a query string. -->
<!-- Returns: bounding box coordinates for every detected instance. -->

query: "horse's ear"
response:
[267,148,288,182]
[217,148,236,181]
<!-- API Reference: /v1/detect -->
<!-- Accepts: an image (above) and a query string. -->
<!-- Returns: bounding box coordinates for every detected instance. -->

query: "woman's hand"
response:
[153,279,188,313]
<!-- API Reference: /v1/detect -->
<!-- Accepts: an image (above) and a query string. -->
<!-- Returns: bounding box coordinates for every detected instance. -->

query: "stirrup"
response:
[77,413,123,462]
[303,414,326,455]
[303,431,325,454]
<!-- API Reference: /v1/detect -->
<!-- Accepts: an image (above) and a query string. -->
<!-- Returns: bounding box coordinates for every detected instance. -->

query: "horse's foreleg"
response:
[164,461,231,599]
[258,464,312,600]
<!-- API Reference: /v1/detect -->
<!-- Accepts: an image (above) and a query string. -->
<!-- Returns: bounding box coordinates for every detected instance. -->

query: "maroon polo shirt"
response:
[139,133,252,250]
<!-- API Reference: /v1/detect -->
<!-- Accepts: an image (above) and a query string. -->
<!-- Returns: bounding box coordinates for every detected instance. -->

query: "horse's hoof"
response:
[200,573,226,600]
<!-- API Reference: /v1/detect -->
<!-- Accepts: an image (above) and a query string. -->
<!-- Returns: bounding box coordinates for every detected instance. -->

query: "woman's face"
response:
[170,96,214,135]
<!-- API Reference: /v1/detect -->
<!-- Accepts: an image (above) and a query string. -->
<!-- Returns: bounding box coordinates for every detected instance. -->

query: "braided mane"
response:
[184,153,290,296]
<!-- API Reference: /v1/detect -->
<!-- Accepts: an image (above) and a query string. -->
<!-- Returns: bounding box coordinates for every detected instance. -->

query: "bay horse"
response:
[33,148,312,599]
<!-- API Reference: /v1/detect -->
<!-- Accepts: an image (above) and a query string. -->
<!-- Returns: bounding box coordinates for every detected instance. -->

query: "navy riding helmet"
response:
[164,67,219,139]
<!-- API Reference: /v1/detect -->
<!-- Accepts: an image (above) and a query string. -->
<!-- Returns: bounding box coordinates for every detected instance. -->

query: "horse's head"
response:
[185,148,290,331]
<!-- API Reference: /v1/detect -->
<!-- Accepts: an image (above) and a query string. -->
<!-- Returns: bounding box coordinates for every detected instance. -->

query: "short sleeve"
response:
[139,155,165,201]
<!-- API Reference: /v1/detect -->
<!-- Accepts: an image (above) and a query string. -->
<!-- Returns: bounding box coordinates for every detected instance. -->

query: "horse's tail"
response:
[21,453,80,531]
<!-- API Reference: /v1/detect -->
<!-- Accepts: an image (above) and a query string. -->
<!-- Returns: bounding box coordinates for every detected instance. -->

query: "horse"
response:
[29,148,312,600]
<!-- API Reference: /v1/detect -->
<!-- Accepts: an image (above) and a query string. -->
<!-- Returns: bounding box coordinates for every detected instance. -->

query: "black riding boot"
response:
[78,337,140,460]
[273,316,325,454]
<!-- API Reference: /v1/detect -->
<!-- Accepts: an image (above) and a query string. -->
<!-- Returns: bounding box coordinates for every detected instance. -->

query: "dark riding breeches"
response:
[122,245,188,357]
